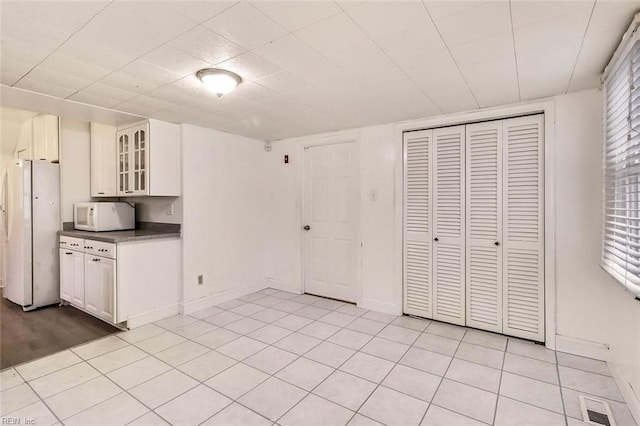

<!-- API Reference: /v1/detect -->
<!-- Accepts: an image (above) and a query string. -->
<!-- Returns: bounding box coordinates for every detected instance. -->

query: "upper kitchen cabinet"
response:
[32,115,59,162]
[115,119,180,197]
[91,123,117,197]
[14,114,59,162]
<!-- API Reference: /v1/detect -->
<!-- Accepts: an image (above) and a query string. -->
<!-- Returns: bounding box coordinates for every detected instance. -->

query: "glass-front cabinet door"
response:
[132,124,147,194]
[116,123,149,196]
[117,130,130,195]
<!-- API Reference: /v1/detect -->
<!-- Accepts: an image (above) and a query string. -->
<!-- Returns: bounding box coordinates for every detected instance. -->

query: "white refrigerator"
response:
[5,159,60,310]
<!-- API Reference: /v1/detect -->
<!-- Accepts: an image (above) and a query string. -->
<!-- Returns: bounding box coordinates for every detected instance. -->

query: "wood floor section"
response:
[1,297,119,369]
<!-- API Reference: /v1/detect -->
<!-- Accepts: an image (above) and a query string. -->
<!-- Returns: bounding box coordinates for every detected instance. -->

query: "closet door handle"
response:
[434,237,439,242]
[495,241,500,246]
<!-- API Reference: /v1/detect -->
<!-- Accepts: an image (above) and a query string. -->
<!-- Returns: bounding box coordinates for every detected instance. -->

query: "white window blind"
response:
[602,24,640,300]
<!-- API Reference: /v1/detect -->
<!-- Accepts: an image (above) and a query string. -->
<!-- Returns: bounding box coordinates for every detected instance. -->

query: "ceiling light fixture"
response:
[197,68,242,97]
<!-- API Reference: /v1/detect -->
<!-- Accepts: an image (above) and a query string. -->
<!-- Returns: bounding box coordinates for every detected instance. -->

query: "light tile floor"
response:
[0,288,636,426]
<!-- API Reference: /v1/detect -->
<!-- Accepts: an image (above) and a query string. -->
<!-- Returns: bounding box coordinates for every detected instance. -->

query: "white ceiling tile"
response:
[587,0,639,35]
[81,83,139,103]
[233,81,278,101]
[27,67,92,92]
[414,65,478,113]
[567,74,601,93]
[0,73,21,86]
[165,75,208,97]
[252,34,327,74]
[56,35,137,71]
[146,85,203,106]
[433,1,512,46]
[1,38,51,68]
[327,41,396,75]
[98,72,158,95]
[122,95,174,114]
[510,1,593,29]
[514,7,591,53]
[346,1,430,40]
[216,52,281,81]
[1,11,69,50]
[117,60,183,86]
[448,30,514,67]
[202,2,288,50]
[0,58,33,83]
[376,23,450,79]
[67,91,122,108]
[3,1,110,35]
[15,77,77,99]
[335,1,365,10]
[162,0,238,23]
[38,53,112,82]
[249,1,342,32]
[142,45,210,77]
[571,29,621,81]
[112,102,153,116]
[295,13,369,56]
[460,55,520,107]
[517,40,582,99]
[168,25,246,65]
[77,2,199,57]
[423,1,488,20]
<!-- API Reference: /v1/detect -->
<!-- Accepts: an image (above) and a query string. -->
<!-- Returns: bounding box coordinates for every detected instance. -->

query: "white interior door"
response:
[432,126,466,325]
[465,121,503,333]
[502,115,545,341]
[303,142,359,302]
[404,130,433,318]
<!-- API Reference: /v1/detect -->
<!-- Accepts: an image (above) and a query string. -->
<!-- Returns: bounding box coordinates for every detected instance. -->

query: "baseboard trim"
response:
[358,297,402,315]
[608,355,640,424]
[265,278,301,295]
[181,280,268,315]
[127,303,180,329]
[555,334,610,361]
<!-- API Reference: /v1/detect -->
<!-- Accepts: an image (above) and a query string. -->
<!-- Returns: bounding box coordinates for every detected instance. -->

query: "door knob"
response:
[495,241,500,246]
[303,225,311,231]
[434,237,439,242]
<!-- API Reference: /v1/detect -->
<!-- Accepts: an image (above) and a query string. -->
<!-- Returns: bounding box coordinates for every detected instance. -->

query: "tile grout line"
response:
[490,336,509,424]
[555,349,570,426]
[417,326,467,425]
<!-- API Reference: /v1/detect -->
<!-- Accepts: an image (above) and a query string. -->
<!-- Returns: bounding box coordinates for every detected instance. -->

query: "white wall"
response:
[554,89,640,404]
[266,88,639,402]
[266,125,399,311]
[181,124,269,310]
[60,119,91,223]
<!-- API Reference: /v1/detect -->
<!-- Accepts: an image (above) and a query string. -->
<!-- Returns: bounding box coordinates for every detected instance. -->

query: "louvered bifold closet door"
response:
[465,121,503,333]
[404,130,433,318]
[502,115,545,342]
[433,126,466,325]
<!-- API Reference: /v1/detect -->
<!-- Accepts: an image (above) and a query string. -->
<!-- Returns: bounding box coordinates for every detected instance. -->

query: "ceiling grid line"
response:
[419,0,481,110]
[508,1,522,102]
[565,0,599,94]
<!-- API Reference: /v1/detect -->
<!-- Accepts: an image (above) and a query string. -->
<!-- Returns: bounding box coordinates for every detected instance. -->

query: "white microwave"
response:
[74,202,135,232]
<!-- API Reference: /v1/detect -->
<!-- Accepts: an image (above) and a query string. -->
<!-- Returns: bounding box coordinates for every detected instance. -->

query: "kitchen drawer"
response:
[84,239,116,259]
[60,236,83,250]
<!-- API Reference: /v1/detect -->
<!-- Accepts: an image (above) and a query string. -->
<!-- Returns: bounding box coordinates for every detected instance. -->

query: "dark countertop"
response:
[59,222,181,243]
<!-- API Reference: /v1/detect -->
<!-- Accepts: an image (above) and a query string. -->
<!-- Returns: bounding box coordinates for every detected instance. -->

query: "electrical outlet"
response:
[197,275,204,285]
[165,202,174,216]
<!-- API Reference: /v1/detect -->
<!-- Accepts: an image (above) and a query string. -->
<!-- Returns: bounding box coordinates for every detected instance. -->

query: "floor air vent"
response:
[579,395,616,426]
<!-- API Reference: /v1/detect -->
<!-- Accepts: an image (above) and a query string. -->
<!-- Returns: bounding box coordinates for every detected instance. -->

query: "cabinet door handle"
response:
[98,192,105,195]
[93,258,101,262]
[126,191,133,194]
[65,252,72,255]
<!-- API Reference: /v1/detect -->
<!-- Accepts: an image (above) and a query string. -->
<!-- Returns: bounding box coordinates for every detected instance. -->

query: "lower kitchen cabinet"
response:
[84,255,116,323]
[59,248,84,307]
[59,234,180,328]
